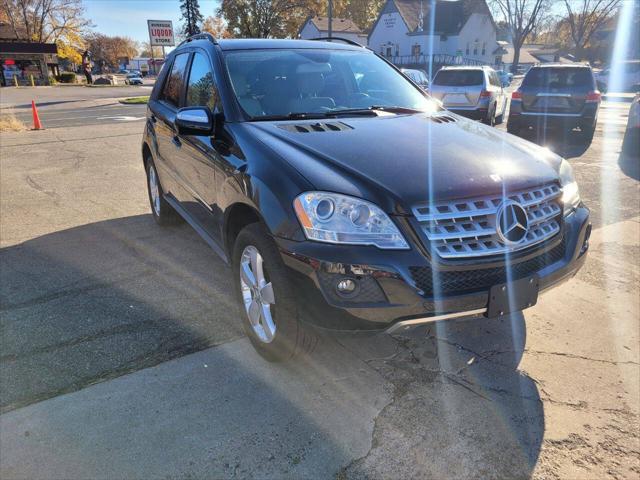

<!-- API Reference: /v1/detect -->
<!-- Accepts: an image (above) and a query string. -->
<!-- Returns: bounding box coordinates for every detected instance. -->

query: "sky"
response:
[84,0,220,44]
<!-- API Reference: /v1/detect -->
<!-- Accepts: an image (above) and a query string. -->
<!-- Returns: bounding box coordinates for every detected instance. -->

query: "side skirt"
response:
[164,194,229,265]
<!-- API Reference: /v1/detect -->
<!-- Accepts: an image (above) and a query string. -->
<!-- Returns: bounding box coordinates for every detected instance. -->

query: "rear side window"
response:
[433,70,484,86]
[522,67,594,89]
[160,53,190,107]
[186,52,219,111]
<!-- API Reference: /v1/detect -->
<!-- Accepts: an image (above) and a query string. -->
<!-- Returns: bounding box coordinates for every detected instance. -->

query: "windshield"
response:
[433,70,484,86]
[223,48,434,119]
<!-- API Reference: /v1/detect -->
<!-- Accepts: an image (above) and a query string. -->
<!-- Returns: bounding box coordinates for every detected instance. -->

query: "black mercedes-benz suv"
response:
[142,34,591,361]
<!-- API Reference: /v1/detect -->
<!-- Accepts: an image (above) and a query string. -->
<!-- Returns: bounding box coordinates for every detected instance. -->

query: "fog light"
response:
[336,279,357,294]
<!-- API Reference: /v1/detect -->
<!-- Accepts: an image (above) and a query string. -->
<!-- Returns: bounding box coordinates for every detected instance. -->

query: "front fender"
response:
[220,173,306,242]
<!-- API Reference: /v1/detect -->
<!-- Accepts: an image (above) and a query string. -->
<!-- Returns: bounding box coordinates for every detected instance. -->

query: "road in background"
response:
[10,102,147,128]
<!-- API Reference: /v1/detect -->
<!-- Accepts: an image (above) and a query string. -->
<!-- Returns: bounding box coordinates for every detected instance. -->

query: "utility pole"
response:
[328,0,333,38]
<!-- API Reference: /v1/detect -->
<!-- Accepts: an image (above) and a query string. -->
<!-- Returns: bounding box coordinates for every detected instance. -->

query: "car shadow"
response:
[518,128,591,158]
[1,214,542,478]
[329,312,543,479]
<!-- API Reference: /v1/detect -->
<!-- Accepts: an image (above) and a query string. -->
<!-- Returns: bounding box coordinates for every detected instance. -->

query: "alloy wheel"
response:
[148,164,161,217]
[239,245,276,343]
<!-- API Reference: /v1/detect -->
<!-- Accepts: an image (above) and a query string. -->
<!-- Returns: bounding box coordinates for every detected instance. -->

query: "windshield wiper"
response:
[249,106,424,122]
[328,105,424,116]
[249,112,329,122]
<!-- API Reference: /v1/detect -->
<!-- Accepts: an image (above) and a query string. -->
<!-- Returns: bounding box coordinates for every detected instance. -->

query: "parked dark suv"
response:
[142,34,591,361]
[507,63,601,142]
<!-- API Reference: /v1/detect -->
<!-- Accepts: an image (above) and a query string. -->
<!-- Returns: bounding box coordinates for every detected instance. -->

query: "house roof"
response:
[306,16,362,34]
[393,0,493,35]
[501,45,541,64]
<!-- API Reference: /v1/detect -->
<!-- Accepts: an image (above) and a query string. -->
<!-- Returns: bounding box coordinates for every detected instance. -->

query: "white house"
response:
[299,16,368,45]
[368,0,499,69]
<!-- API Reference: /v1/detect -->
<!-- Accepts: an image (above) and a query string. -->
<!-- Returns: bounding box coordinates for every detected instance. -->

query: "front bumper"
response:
[276,205,591,331]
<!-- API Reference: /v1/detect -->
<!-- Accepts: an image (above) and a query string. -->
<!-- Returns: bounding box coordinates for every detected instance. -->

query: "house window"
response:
[412,44,421,56]
[482,42,486,56]
[466,42,470,55]
[386,46,392,58]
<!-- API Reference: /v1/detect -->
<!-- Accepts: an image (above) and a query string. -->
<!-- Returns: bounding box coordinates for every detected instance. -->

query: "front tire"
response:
[232,223,317,362]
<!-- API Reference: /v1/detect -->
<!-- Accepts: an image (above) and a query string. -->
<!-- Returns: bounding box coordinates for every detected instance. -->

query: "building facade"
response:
[0,22,59,86]
[368,0,498,71]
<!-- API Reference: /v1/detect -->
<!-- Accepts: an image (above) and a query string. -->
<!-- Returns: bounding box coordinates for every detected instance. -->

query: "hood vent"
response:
[428,114,457,124]
[278,121,353,133]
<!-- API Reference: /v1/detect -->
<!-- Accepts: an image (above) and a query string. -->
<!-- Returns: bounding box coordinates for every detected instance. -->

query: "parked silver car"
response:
[125,73,143,85]
[430,66,507,125]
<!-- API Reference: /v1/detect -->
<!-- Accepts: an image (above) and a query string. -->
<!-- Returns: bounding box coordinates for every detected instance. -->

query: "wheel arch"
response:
[224,202,266,257]
[142,141,152,167]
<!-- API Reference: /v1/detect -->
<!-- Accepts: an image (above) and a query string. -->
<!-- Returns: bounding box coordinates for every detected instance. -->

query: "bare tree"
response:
[489,0,547,73]
[563,0,621,60]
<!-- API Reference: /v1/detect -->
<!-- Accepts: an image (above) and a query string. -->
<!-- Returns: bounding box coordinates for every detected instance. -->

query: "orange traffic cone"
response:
[31,100,43,130]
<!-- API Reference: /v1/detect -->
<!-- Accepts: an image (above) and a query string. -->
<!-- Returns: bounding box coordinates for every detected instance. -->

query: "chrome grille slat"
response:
[413,183,562,259]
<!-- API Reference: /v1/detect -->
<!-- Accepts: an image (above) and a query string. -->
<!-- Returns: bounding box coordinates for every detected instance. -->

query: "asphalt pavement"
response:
[0,89,638,479]
[11,102,148,128]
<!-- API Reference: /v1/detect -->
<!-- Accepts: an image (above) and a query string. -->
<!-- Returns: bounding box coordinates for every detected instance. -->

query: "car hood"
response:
[244,113,562,214]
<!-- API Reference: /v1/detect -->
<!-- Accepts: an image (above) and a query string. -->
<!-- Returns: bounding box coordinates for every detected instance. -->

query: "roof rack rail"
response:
[177,32,218,48]
[308,37,365,48]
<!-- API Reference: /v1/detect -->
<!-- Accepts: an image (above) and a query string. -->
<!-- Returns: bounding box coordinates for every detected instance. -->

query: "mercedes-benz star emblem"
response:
[496,201,529,245]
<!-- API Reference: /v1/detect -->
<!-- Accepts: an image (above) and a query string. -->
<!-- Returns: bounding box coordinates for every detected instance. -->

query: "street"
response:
[0,85,638,479]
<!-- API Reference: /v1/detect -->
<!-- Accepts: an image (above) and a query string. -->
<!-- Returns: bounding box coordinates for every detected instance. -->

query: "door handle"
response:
[172,136,182,148]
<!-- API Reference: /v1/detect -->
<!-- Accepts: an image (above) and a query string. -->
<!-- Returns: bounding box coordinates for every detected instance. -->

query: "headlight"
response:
[559,159,580,214]
[293,192,409,249]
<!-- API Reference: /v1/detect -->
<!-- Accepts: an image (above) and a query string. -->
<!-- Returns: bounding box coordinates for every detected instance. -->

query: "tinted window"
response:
[161,53,189,107]
[433,70,484,86]
[224,49,435,118]
[186,52,218,110]
[522,67,594,89]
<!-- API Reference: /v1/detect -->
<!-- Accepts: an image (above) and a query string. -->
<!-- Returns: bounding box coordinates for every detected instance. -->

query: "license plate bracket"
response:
[487,275,540,317]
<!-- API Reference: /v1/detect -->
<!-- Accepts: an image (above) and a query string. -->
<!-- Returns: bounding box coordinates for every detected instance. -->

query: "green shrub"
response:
[56,72,77,83]
[48,75,57,85]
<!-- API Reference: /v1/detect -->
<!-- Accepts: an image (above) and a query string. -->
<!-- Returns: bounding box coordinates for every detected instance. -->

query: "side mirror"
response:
[175,107,213,136]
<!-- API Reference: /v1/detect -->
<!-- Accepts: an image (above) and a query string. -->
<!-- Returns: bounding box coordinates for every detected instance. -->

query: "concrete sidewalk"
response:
[0,337,392,479]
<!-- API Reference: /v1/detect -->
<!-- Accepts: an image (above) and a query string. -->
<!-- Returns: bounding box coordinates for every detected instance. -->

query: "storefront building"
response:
[0,42,59,87]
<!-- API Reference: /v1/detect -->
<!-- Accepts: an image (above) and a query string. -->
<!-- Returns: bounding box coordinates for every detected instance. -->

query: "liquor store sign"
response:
[148,20,175,46]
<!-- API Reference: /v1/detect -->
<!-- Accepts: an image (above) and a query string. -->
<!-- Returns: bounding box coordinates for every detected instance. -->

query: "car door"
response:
[150,52,191,200]
[177,49,225,242]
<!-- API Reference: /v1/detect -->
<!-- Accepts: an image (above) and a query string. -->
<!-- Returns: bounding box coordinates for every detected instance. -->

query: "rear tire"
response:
[496,102,505,125]
[232,222,318,362]
[580,124,596,144]
[145,156,181,226]
[482,104,496,126]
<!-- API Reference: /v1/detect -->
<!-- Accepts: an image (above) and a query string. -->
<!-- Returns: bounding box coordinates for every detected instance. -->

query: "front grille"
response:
[410,238,566,296]
[412,183,563,259]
